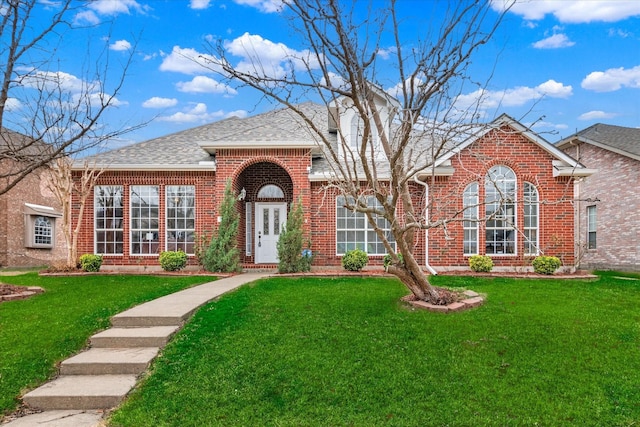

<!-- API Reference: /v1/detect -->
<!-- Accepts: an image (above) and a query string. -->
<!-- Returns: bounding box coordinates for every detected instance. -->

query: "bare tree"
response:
[0,0,140,196]
[203,0,511,302]
[47,157,103,268]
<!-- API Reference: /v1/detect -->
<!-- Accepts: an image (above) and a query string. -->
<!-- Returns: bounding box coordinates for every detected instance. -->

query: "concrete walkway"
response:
[3,273,268,427]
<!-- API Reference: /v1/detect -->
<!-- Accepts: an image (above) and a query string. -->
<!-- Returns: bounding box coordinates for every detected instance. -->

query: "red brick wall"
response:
[426,126,576,269]
[564,144,640,271]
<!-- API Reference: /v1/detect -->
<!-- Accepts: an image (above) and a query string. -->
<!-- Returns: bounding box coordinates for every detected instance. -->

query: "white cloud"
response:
[19,69,86,92]
[491,0,640,23]
[159,46,221,75]
[532,33,575,49]
[377,46,397,60]
[73,10,100,25]
[87,0,147,16]
[110,40,132,51]
[4,97,22,111]
[176,76,237,95]
[225,33,319,79]
[581,65,640,92]
[578,110,618,120]
[455,79,573,110]
[233,0,284,13]
[190,0,211,9]
[159,103,247,123]
[142,97,178,108]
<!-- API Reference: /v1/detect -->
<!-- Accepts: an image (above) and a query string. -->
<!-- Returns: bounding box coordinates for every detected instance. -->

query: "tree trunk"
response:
[387,255,440,303]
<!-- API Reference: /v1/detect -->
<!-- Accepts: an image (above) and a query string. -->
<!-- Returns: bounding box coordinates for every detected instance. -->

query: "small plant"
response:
[159,250,188,271]
[79,254,102,272]
[383,253,404,271]
[469,254,493,272]
[277,200,312,273]
[342,248,369,272]
[532,255,561,275]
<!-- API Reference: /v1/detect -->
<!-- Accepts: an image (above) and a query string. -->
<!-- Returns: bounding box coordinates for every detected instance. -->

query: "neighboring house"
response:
[557,124,640,272]
[0,128,65,267]
[71,99,592,272]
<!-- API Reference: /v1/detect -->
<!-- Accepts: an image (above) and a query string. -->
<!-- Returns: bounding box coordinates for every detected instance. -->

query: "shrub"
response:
[342,248,368,272]
[202,179,241,273]
[159,251,188,271]
[79,254,102,272]
[383,253,404,271]
[277,201,312,273]
[469,255,493,272]
[532,255,561,275]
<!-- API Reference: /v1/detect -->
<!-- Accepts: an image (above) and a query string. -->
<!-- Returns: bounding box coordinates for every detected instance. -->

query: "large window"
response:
[95,185,124,255]
[336,195,394,255]
[130,185,159,255]
[166,186,195,254]
[485,165,516,255]
[587,205,597,249]
[463,183,479,255]
[523,182,539,255]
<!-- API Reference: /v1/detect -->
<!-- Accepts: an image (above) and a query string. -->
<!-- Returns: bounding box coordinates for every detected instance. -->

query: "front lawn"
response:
[0,273,217,417]
[109,271,640,426]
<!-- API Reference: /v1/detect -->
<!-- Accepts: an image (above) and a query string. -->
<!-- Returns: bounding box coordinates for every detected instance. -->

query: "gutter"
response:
[413,174,438,276]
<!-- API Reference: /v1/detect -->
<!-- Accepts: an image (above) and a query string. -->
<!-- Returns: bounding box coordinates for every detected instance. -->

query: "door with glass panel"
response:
[254,203,286,263]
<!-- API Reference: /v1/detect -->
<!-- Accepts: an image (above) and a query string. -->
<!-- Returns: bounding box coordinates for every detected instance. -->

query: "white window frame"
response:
[587,205,597,250]
[524,182,539,256]
[166,185,196,254]
[94,185,124,255]
[463,183,479,255]
[130,185,160,256]
[336,195,394,256]
[485,165,517,256]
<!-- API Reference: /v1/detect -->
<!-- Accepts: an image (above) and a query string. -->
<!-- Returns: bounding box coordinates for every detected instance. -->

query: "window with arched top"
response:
[485,165,516,255]
[257,184,284,199]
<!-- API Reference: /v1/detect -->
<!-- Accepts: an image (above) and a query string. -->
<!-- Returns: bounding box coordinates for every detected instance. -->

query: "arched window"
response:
[257,184,284,199]
[34,216,53,245]
[485,165,516,255]
[524,182,539,255]
[463,183,479,255]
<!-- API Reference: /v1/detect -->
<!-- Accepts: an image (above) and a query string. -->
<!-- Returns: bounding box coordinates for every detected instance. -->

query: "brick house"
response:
[0,128,65,267]
[71,99,592,272]
[557,124,640,272]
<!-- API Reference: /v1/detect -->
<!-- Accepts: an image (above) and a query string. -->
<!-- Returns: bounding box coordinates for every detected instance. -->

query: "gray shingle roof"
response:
[562,123,640,159]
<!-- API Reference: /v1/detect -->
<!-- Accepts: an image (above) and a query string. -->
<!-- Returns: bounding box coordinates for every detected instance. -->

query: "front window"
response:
[587,205,596,249]
[166,186,195,254]
[485,165,516,255]
[336,195,394,255]
[524,182,539,255]
[130,185,159,255]
[33,216,53,245]
[95,185,124,255]
[463,183,479,255]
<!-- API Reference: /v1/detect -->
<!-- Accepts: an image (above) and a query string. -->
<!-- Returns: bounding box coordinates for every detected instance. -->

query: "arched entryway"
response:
[235,162,294,265]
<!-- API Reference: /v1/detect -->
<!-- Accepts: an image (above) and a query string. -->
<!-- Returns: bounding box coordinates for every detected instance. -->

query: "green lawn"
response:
[0,273,217,417]
[108,271,640,426]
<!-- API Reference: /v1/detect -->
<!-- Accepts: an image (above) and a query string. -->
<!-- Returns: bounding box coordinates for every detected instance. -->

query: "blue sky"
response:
[19,0,640,150]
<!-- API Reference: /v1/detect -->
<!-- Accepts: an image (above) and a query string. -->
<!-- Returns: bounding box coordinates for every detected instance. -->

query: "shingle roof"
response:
[78,102,332,169]
[558,123,640,159]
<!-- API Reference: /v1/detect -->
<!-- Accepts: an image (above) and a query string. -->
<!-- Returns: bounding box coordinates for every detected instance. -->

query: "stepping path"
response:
[5,273,268,427]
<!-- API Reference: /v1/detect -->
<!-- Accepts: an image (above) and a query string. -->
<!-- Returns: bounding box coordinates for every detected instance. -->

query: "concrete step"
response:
[23,375,138,410]
[91,326,180,348]
[110,312,189,327]
[60,347,160,375]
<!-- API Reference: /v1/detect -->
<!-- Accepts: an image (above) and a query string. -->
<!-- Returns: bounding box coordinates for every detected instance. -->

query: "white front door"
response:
[255,203,287,264]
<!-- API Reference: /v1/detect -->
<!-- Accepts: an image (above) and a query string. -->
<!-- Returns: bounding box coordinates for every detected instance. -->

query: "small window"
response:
[463,183,479,255]
[524,183,539,256]
[257,185,284,199]
[23,203,61,249]
[587,205,596,249]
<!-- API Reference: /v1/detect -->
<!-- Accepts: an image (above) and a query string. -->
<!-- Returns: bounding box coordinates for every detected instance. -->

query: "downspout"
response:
[414,174,438,275]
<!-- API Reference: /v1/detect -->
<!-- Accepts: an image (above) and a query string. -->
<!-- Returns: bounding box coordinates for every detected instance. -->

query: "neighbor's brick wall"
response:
[0,161,66,267]
[564,144,640,271]
[426,126,576,269]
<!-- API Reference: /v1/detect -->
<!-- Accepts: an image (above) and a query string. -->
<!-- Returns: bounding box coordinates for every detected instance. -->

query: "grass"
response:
[108,271,640,426]
[0,272,217,417]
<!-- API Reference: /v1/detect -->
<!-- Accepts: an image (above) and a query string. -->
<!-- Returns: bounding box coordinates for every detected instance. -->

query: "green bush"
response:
[202,179,241,273]
[342,248,369,272]
[383,253,404,271]
[469,254,493,272]
[277,201,312,273]
[159,251,188,271]
[532,255,561,275]
[79,254,102,272]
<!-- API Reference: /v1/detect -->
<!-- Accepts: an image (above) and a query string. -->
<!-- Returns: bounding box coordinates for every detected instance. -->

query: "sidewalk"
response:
[3,273,269,427]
